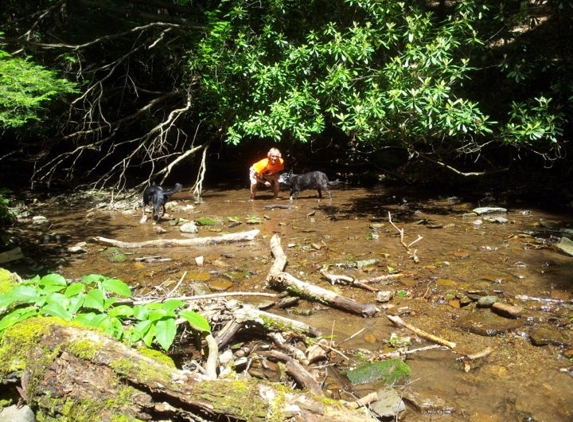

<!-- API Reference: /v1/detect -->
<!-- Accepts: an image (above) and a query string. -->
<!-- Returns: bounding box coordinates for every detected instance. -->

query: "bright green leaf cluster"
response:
[0,273,210,352]
[0,48,77,128]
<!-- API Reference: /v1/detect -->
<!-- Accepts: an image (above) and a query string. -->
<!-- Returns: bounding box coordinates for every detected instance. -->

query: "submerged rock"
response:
[491,302,523,319]
[530,326,563,346]
[472,207,508,215]
[403,389,456,414]
[456,310,523,336]
[553,236,573,256]
[370,387,406,418]
[346,359,410,386]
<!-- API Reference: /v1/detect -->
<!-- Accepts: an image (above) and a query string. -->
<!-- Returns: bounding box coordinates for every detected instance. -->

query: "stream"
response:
[6,181,573,421]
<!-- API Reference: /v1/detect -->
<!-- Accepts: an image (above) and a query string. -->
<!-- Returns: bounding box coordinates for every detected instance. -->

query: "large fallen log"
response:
[266,234,378,317]
[1,318,376,422]
[93,229,260,248]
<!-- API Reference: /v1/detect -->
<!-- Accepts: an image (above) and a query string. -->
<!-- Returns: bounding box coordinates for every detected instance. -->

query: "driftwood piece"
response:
[386,314,456,349]
[270,272,378,317]
[4,318,376,422]
[263,350,324,397]
[0,247,24,264]
[267,235,378,317]
[93,229,260,248]
[233,304,322,337]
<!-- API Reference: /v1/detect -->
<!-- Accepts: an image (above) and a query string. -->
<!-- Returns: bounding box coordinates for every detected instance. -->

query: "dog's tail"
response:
[164,183,183,195]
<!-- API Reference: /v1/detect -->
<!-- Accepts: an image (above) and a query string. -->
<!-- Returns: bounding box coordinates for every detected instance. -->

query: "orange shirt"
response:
[252,157,284,175]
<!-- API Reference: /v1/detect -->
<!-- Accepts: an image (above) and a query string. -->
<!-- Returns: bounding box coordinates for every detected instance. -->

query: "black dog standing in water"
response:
[278,171,335,200]
[140,182,183,224]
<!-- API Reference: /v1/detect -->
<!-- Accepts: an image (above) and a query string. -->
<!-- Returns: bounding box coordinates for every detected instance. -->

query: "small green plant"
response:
[0,273,210,351]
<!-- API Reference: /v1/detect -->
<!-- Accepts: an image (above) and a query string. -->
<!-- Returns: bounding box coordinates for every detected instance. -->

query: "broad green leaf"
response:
[107,305,134,318]
[68,296,85,314]
[179,310,211,334]
[82,273,106,286]
[130,319,152,343]
[0,307,38,332]
[101,278,132,298]
[103,297,118,310]
[39,274,68,293]
[84,289,105,312]
[148,309,167,322]
[142,322,156,347]
[161,299,185,314]
[41,302,72,320]
[155,318,177,351]
[64,282,85,298]
[105,317,124,340]
[74,312,107,328]
[133,305,149,321]
[5,285,39,304]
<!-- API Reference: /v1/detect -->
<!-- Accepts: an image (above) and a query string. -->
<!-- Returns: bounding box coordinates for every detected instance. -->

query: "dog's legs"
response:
[140,203,148,224]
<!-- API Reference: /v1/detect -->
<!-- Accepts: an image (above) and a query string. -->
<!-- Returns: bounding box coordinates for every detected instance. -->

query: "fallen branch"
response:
[264,350,324,397]
[456,346,493,372]
[233,304,322,337]
[386,314,456,349]
[93,229,260,248]
[267,235,378,317]
[358,273,406,284]
[343,391,379,410]
[388,211,422,263]
[7,319,377,421]
[320,269,378,292]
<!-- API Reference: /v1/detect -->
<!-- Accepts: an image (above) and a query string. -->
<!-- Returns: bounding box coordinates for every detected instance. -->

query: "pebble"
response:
[377,290,393,303]
[180,222,198,233]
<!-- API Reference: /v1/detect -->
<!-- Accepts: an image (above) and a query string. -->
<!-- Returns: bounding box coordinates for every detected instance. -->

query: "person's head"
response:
[267,148,281,163]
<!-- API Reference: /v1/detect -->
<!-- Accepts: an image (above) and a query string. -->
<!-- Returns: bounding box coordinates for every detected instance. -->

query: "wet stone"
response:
[403,389,455,414]
[209,279,234,291]
[455,310,523,336]
[377,290,393,303]
[530,325,563,346]
[370,387,406,419]
[477,295,499,308]
[491,302,523,318]
[180,222,198,233]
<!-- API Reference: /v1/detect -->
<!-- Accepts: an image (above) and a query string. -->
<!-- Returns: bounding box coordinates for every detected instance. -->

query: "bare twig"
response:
[386,314,456,349]
[388,211,422,263]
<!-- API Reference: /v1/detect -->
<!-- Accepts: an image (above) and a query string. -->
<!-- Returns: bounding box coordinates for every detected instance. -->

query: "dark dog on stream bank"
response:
[140,182,183,224]
[278,170,338,200]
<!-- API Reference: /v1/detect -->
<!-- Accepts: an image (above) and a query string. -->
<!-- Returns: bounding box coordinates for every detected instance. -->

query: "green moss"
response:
[66,338,100,360]
[0,268,19,294]
[36,387,144,422]
[136,345,175,367]
[346,358,411,386]
[0,317,55,373]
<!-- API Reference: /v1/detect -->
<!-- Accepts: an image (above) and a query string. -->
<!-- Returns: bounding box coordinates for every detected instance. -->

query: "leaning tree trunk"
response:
[1,318,376,422]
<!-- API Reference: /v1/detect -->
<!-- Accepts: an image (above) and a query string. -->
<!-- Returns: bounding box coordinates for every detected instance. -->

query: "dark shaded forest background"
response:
[0,0,572,206]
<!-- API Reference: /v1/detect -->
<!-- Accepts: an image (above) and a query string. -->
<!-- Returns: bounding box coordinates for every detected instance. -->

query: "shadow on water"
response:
[3,181,573,421]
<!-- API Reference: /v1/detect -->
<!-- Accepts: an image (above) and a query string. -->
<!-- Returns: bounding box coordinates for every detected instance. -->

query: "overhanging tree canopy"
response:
[0,0,571,190]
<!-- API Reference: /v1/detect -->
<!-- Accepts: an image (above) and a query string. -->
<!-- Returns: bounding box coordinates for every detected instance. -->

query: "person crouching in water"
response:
[249,148,284,200]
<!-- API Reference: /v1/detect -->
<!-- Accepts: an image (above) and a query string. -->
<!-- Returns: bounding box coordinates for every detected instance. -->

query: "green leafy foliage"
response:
[0,48,77,128]
[0,273,210,351]
[190,0,569,163]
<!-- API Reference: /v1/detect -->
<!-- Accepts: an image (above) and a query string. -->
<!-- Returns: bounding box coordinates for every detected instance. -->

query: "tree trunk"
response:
[2,318,376,422]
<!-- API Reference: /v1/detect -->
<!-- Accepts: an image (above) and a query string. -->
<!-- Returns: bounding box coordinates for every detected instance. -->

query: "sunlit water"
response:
[17,183,573,421]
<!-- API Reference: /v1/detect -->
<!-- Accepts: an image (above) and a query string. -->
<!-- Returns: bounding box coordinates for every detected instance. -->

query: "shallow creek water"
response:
[16,183,573,421]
